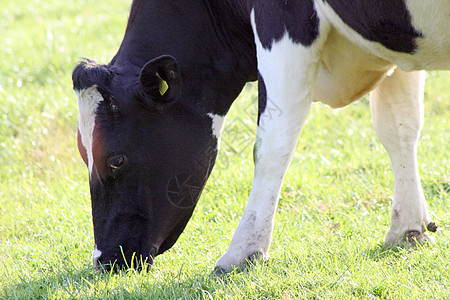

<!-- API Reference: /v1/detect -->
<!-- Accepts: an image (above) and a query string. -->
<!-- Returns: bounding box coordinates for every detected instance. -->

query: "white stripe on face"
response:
[75,86,104,176]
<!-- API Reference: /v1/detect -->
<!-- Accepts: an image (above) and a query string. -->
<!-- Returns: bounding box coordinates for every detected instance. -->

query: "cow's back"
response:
[315,0,450,71]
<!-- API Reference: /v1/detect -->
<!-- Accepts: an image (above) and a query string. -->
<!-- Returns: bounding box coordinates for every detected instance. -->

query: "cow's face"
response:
[73,56,219,270]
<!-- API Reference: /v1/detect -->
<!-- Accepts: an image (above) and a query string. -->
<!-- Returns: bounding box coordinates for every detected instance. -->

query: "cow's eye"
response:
[108,156,125,172]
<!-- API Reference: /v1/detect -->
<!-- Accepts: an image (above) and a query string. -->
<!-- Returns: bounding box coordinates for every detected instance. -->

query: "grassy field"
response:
[1,0,449,299]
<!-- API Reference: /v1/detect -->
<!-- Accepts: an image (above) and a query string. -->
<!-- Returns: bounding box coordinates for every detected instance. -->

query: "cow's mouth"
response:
[93,243,160,272]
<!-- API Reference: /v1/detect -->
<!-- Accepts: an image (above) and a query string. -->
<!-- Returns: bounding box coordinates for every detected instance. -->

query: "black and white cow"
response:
[72,0,449,271]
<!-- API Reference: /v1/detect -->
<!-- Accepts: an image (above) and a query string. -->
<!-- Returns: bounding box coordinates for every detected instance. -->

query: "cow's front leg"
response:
[370,69,436,247]
[215,25,324,272]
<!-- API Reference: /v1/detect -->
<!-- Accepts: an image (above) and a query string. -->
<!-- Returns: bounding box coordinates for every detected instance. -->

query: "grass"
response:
[0,0,449,298]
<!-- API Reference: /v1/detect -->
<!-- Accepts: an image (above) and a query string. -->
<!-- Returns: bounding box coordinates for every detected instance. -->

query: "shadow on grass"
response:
[1,266,98,299]
[1,242,438,299]
[359,240,438,263]
[0,264,238,299]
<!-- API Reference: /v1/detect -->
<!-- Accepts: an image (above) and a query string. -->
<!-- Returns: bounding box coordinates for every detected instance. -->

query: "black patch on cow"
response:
[72,59,112,91]
[253,0,320,50]
[257,71,267,125]
[166,172,203,209]
[72,0,259,270]
[324,0,422,53]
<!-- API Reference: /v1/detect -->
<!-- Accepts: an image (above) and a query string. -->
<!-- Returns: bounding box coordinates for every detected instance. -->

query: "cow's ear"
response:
[140,55,182,105]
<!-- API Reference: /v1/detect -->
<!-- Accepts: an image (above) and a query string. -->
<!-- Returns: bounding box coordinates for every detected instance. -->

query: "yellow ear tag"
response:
[156,73,169,96]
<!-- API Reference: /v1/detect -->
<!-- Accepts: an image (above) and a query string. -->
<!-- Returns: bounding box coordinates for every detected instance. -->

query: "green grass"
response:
[1,0,449,298]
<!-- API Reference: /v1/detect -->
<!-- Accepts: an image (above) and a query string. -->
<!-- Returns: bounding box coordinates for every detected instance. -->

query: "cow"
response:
[72,0,449,272]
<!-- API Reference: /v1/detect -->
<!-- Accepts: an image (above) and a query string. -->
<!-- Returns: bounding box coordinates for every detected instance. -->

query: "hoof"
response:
[427,222,438,233]
[404,230,435,247]
[246,251,264,264]
[213,251,267,275]
[405,230,421,247]
[386,229,435,248]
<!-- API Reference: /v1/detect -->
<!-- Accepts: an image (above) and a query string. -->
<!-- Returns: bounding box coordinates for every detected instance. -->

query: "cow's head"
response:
[72,56,221,270]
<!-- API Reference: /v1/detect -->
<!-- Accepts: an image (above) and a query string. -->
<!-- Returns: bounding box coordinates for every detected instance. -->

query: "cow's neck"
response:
[110,0,257,116]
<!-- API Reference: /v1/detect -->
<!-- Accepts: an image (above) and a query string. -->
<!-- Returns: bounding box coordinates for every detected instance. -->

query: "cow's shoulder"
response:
[252,0,320,50]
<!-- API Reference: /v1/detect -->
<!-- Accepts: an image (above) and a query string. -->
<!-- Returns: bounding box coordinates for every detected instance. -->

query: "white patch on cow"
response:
[314,0,450,71]
[92,245,102,266]
[207,113,226,140]
[313,27,396,108]
[370,69,433,245]
[75,86,104,176]
[215,9,328,270]
[405,0,450,70]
